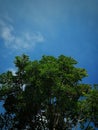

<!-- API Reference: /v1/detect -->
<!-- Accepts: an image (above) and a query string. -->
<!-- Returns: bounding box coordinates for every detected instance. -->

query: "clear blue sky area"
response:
[0,0,98,84]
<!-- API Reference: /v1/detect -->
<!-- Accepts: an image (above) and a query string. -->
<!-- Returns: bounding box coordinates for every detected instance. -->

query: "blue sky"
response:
[0,0,98,84]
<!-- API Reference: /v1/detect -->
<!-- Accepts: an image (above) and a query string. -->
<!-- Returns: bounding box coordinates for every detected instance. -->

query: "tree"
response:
[0,54,98,130]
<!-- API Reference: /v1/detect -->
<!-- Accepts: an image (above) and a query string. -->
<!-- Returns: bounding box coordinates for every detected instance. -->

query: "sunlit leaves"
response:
[0,54,97,129]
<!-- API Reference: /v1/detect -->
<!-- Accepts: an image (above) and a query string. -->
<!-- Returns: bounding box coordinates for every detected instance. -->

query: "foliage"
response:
[0,54,98,130]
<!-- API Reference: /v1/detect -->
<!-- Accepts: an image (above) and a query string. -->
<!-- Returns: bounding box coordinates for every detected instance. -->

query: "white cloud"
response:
[8,68,16,76]
[1,26,14,43]
[0,19,45,50]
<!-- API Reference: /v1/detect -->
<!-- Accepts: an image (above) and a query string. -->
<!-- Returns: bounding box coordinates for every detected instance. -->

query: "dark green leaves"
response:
[0,54,97,130]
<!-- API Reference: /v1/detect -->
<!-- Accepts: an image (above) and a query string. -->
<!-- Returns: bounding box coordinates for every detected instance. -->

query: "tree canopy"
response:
[0,54,98,130]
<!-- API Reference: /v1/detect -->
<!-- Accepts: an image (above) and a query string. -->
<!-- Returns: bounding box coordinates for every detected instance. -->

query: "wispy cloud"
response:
[0,19,45,50]
[8,68,16,76]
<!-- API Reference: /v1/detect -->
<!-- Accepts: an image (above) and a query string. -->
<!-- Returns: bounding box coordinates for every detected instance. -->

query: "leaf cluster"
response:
[0,54,97,130]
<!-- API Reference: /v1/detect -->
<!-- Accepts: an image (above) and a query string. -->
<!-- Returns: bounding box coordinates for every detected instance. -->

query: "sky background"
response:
[0,0,98,84]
